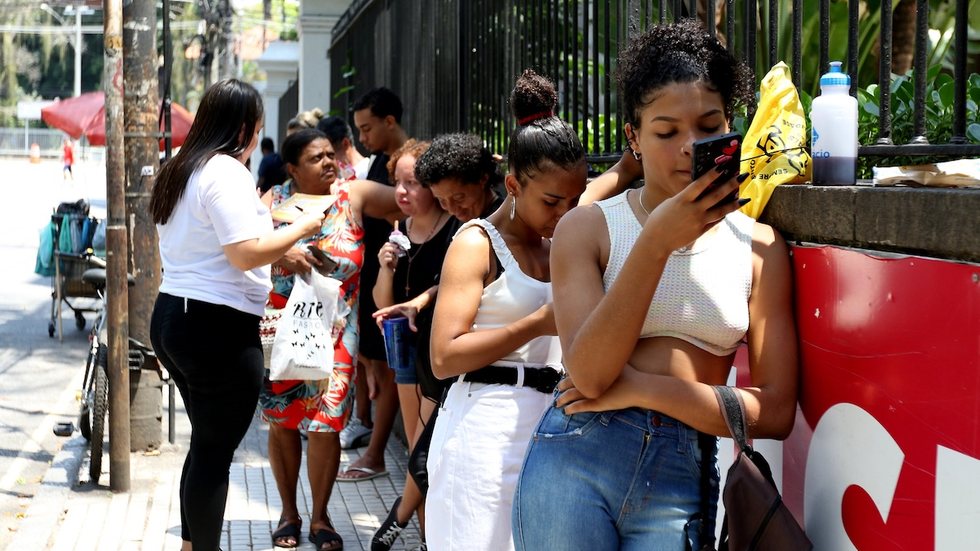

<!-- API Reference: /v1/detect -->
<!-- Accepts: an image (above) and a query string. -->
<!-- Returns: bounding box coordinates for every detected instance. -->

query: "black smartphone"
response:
[692,132,742,202]
[307,245,338,275]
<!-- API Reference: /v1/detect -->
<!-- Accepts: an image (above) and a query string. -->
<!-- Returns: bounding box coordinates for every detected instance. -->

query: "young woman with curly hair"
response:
[513,19,800,550]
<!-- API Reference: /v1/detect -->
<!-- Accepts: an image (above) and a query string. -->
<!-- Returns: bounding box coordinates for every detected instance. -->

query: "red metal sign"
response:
[734,244,980,549]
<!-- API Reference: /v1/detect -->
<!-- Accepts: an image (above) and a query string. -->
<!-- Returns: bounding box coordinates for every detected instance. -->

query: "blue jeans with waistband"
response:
[512,405,719,551]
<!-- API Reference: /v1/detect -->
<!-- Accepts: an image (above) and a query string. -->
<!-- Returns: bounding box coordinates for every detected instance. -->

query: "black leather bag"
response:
[713,386,812,551]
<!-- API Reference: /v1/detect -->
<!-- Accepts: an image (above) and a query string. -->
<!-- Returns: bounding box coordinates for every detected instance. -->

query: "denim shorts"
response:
[513,406,719,551]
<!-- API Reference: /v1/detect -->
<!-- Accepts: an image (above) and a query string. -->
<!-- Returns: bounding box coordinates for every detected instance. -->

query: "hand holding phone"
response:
[692,132,742,203]
[307,245,338,275]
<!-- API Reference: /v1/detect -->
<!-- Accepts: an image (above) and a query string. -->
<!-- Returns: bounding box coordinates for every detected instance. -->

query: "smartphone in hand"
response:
[307,244,339,275]
[692,132,742,203]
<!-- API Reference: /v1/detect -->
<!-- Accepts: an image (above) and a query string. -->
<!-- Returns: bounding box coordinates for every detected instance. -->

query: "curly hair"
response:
[414,133,502,190]
[508,69,584,185]
[387,138,431,182]
[616,18,753,126]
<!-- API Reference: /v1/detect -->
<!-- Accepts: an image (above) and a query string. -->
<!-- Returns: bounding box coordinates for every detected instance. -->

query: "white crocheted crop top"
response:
[595,192,754,356]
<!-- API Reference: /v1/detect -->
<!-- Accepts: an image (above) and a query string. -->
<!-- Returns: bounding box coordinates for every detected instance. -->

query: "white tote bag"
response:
[269,271,342,381]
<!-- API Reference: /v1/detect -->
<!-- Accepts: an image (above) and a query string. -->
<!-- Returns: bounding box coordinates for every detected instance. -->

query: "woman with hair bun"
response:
[422,68,588,551]
[513,19,798,550]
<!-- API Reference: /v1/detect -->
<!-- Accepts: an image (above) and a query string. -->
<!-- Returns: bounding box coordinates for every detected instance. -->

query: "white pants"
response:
[425,379,552,551]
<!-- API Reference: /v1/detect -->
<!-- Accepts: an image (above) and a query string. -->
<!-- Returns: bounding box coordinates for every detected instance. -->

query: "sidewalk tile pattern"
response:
[7,402,423,551]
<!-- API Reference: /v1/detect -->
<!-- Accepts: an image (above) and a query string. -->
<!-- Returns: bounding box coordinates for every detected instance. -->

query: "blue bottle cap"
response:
[820,61,850,87]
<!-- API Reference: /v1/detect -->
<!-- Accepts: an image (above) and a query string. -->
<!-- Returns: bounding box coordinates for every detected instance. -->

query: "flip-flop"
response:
[336,465,389,482]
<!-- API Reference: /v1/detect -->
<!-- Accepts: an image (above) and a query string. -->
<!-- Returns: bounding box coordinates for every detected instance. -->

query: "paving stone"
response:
[9,395,422,550]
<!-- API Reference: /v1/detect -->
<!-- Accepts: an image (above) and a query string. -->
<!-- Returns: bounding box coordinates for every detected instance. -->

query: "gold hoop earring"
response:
[631,147,641,161]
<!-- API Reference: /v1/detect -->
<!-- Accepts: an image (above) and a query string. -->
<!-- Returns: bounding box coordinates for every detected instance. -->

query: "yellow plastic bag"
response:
[739,62,811,219]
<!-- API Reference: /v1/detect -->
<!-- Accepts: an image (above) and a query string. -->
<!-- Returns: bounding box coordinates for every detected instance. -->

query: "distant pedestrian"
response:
[257,137,287,194]
[148,79,325,551]
[62,139,74,180]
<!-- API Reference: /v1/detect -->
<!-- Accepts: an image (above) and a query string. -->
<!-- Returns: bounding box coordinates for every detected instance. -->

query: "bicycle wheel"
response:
[89,346,108,484]
[78,340,98,441]
[78,403,91,440]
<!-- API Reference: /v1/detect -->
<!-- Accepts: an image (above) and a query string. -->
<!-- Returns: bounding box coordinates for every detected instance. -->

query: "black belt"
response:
[462,365,562,394]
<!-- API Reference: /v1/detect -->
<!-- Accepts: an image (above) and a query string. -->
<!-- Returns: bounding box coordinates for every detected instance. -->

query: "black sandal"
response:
[272,517,302,548]
[309,521,344,551]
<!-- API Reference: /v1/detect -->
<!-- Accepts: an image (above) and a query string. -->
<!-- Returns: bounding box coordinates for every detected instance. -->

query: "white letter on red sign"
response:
[935,446,980,549]
[804,403,904,550]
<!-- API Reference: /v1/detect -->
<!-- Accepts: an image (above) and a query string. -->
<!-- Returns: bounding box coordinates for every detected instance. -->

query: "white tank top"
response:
[596,192,754,356]
[457,219,563,369]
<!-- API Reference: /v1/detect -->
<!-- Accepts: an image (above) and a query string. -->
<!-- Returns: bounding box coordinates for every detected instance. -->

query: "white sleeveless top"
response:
[457,219,563,370]
[595,192,754,356]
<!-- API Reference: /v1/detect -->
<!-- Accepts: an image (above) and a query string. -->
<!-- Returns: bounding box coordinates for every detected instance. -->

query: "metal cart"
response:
[48,207,102,341]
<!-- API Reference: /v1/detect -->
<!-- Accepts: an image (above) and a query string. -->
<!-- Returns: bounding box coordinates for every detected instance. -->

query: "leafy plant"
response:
[854,66,980,177]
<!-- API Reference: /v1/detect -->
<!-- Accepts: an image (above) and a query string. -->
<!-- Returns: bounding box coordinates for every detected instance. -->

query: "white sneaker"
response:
[339,418,373,449]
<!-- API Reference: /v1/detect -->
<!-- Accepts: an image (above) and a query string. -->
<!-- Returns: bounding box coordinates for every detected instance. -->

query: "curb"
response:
[5,434,85,551]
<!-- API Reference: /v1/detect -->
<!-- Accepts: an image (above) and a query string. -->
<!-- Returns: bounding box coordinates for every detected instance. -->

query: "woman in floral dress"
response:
[260,129,402,551]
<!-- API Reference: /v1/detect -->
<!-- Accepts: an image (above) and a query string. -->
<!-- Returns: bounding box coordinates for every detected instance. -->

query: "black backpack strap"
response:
[713,385,750,452]
[696,431,716,550]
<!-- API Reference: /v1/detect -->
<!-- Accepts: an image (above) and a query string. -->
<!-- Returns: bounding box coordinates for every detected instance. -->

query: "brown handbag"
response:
[713,386,813,551]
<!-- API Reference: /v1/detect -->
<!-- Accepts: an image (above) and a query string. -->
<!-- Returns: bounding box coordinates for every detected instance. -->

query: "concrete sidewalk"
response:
[6,397,422,551]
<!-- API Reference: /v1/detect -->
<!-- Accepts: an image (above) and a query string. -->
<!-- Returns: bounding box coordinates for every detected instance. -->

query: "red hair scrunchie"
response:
[517,110,554,126]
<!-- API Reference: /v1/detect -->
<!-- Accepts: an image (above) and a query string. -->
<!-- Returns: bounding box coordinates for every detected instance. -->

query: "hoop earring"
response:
[509,196,516,221]
[630,147,641,161]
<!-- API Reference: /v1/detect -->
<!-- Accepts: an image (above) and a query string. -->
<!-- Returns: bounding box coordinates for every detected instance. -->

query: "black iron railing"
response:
[328,0,979,163]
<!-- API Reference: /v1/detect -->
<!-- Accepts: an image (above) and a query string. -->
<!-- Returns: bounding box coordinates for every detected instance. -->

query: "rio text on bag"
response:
[269,271,341,381]
[713,386,812,551]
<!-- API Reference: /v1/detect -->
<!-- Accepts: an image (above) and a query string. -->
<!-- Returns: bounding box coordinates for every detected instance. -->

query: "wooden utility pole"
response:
[123,0,161,346]
[103,0,131,492]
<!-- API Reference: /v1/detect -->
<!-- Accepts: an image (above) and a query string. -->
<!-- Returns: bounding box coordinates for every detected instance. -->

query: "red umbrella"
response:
[41,91,194,150]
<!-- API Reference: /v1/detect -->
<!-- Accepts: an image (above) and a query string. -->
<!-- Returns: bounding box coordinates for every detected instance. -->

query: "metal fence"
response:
[330,0,979,163]
[278,79,299,147]
[0,127,68,157]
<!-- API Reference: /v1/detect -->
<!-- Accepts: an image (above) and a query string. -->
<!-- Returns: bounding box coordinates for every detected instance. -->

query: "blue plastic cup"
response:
[382,317,415,381]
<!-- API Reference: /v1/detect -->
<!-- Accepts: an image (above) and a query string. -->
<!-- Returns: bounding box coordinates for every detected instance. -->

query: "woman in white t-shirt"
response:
[149,79,324,551]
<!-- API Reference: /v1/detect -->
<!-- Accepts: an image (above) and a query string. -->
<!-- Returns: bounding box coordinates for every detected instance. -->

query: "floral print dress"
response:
[259,180,365,432]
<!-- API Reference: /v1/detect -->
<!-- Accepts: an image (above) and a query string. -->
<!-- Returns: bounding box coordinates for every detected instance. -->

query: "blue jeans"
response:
[513,406,719,551]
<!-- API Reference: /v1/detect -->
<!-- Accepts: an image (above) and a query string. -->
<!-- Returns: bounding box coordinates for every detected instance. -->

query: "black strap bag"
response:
[407,405,438,495]
[712,386,813,551]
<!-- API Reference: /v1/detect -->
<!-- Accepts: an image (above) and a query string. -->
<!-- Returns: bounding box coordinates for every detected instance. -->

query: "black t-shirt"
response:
[257,152,287,192]
[391,217,455,305]
[415,193,505,402]
[358,153,393,359]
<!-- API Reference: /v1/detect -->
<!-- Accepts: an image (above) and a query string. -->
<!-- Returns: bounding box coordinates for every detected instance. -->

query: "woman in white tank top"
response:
[423,69,638,551]
[513,21,801,550]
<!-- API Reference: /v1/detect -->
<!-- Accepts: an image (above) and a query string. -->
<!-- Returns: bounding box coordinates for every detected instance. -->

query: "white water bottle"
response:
[810,61,858,185]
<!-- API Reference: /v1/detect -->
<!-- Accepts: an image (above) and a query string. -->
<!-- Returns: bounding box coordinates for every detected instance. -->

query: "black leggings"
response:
[150,292,264,550]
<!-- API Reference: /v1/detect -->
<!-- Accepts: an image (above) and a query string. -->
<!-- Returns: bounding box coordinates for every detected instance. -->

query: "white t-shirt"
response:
[158,154,273,316]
